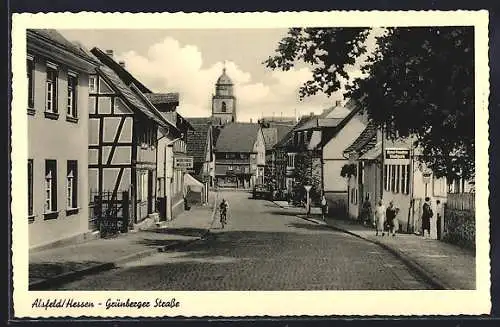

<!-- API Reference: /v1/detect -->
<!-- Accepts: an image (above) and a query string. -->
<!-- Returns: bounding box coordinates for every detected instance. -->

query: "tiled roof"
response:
[274,115,315,149]
[186,117,212,125]
[186,123,210,164]
[145,93,179,105]
[29,29,99,64]
[215,123,261,153]
[262,128,278,151]
[343,122,378,155]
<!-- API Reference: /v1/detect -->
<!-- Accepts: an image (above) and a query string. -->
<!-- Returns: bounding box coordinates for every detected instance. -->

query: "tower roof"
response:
[216,67,233,85]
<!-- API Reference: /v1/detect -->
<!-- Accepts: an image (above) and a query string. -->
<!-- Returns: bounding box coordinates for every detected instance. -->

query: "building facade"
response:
[88,48,180,227]
[214,123,265,189]
[27,29,99,248]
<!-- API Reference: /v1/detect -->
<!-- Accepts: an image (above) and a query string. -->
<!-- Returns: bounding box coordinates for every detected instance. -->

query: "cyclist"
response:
[219,198,229,228]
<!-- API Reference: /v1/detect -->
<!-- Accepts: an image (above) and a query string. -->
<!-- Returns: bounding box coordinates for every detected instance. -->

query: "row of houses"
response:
[27,29,201,249]
[268,99,474,240]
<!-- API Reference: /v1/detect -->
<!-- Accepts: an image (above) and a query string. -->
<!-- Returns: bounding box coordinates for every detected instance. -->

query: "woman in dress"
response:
[374,199,386,236]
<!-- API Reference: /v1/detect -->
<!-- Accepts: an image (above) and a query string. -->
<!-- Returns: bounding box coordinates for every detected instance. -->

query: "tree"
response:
[264,27,475,180]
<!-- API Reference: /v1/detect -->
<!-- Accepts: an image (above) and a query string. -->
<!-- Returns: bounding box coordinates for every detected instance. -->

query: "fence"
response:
[443,193,476,249]
[89,190,131,237]
[446,193,475,211]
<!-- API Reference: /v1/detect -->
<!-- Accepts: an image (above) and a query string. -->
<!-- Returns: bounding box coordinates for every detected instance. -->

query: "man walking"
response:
[422,197,433,238]
[320,193,328,221]
[386,201,399,237]
[374,199,386,237]
[360,195,372,226]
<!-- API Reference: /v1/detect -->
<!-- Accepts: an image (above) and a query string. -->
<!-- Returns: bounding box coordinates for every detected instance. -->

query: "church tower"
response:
[212,66,236,125]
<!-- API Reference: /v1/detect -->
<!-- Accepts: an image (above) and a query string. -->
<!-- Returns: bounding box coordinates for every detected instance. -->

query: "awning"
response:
[360,142,382,160]
[184,173,204,192]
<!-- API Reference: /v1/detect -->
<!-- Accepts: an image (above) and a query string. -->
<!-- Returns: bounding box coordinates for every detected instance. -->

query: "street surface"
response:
[56,190,432,290]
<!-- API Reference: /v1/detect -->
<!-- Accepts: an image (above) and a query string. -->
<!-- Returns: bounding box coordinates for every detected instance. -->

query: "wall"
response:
[323,159,348,192]
[28,56,90,248]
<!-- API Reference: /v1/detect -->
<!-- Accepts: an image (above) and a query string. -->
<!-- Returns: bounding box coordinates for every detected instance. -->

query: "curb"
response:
[30,192,220,291]
[294,215,450,290]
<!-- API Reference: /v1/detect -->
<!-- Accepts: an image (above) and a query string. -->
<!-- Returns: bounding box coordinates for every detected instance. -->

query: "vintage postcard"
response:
[11,11,490,318]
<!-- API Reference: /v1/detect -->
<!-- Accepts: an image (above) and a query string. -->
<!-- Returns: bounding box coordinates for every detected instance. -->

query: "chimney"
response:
[310,112,314,117]
[119,61,126,68]
[335,100,342,106]
[105,49,114,58]
[250,118,253,123]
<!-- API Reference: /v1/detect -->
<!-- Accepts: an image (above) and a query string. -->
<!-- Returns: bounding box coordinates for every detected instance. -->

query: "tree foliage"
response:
[340,163,357,179]
[264,27,475,180]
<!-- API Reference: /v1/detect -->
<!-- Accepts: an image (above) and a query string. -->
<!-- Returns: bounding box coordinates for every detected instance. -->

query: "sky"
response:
[59,29,375,122]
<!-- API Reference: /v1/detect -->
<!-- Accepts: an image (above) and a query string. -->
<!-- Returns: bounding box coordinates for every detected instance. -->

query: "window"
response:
[67,160,78,209]
[139,171,148,201]
[350,188,358,205]
[27,57,34,109]
[384,164,410,194]
[67,74,78,118]
[46,66,58,113]
[287,153,296,168]
[28,159,33,218]
[89,75,97,93]
[44,160,57,214]
[221,101,227,112]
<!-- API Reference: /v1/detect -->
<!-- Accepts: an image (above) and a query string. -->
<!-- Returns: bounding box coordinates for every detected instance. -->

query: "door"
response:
[147,170,153,214]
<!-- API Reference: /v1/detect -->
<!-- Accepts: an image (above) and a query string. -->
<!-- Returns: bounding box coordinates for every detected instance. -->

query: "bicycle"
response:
[220,209,227,229]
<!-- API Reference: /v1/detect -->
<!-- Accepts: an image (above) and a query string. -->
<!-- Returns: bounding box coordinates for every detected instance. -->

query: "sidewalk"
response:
[29,192,218,290]
[281,202,475,290]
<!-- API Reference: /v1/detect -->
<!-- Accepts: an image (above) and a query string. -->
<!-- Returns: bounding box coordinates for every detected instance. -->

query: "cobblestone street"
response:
[56,190,432,290]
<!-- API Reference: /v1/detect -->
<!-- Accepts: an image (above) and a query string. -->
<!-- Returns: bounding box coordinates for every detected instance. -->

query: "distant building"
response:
[214,123,266,188]
[185,117,218,186]
[27,29,99,248]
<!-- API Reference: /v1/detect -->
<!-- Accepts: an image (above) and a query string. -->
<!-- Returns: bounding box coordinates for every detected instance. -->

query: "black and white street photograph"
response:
[11,10,490,317]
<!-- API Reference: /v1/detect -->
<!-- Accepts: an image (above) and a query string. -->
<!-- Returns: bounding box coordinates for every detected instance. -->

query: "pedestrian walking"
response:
[385,201,399,237]
[320,193,328,221]
[360,195,372,226]
[422,197,433,238]
[374,199,386,236]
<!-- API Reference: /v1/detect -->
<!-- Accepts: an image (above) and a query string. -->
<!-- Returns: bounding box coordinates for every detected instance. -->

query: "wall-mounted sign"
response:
[422,171,432,184]
[385,148,410,160]
[174,156,194,169]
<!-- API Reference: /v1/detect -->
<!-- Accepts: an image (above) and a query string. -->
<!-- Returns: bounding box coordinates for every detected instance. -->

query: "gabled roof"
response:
[273,115,316,149]
[343,122,378,155]
[91,47,152,93]
[93,51,178,131]
[215,123,261,153]
[28,29,100,65]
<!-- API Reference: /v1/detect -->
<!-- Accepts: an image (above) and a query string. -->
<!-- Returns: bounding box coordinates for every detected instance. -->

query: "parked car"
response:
[253,184,271,199]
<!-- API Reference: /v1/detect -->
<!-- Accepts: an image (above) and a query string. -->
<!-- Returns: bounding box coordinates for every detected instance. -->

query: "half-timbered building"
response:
[88,48,181,228]
[145,93,194,221]
[27,29,99,249]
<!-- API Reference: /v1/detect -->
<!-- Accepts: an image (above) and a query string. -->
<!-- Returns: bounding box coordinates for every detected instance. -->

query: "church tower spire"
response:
[212,64,237,125]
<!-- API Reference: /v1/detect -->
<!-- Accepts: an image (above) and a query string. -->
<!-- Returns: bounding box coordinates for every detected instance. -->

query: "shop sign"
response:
[385,148,410,160]
[174,156,194,169]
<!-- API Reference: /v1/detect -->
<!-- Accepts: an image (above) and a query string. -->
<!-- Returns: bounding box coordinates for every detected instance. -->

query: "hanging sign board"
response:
[385,148,411,165]
[174,156,194,169]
